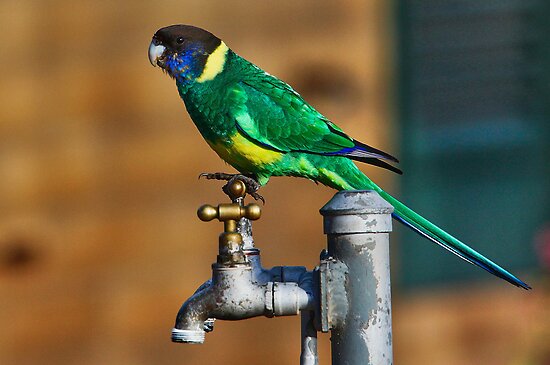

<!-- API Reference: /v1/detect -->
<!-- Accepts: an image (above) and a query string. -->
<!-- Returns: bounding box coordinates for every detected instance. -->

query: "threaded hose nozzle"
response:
[171,328,205,344]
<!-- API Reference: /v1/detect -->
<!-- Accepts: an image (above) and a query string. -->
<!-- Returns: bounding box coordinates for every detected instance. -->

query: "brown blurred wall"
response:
[0,1,396,364]
[2,1,546,365]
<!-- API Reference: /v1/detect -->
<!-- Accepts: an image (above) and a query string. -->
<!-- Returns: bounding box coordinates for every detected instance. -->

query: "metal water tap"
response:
[171,179,314,345]
[171,183,394,365]
[197,181,261,265]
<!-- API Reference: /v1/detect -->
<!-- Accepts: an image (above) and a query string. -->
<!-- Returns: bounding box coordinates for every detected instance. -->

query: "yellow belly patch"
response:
[209,133,283,171]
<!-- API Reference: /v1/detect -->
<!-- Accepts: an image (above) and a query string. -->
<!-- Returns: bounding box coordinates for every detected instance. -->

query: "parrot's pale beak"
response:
[148,41,166,67]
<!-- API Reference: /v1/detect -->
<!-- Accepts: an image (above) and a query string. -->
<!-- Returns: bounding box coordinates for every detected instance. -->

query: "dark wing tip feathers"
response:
[326,123,400,163]
[354,156,403,175]
[352,139,400,163]
[323,123,402,174]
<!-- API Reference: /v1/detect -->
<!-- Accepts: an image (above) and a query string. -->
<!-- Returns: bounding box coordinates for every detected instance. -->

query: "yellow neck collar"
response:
[196,41,229,83]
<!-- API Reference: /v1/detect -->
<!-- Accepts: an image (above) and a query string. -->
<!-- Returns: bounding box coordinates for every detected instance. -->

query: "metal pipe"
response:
[238,215,255,250]
[300,310,318,365]
[320,190,394,365]
[173,180,319,354]
[172,261,314,343]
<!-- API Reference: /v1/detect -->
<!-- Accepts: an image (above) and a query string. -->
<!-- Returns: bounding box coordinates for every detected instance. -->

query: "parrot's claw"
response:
[199,172,236,181]
[199,172,264,203]
[246,189,265,204]
[222,175,264,204]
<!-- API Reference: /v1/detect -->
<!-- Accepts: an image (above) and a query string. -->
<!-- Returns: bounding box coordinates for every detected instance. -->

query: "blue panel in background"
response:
[395,0,549,289]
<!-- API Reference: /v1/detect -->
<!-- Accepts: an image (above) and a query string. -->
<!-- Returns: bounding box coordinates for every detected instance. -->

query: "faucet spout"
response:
[173,181,315,344]
[172,282,216,343]
[172,262,314,344]
[172,263,266,343]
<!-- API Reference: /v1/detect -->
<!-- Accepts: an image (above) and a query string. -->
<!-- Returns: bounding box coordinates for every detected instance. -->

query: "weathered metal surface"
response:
[172,254,314,344]
[318,258,349,332]
[300,310,318,365]
[321,190,394,365]
[320,190,394,216]
[174,185,394,365]
[238,217,255,250]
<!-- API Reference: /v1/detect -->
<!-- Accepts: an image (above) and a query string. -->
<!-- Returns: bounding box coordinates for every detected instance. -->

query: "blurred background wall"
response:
[0,0,547,364]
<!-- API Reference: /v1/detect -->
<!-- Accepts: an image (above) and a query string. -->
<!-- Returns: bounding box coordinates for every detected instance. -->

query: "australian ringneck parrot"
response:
[148,24,530,289]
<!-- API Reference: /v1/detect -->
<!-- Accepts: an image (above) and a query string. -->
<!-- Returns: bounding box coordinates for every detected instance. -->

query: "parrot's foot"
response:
[199,172,264,203]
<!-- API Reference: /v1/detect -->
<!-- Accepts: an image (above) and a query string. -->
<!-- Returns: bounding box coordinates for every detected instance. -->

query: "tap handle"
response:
[197,203,261,223]
[225,179,247,201]
[196,205,219,222]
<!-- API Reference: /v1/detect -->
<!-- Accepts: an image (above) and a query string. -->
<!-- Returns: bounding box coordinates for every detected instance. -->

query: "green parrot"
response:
[149,24,530,289]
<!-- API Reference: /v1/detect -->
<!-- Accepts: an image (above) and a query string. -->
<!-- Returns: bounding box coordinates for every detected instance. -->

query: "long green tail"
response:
[335,161,531,289]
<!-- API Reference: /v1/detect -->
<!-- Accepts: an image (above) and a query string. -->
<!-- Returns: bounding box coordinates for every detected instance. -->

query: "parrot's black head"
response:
[149,25,226,83]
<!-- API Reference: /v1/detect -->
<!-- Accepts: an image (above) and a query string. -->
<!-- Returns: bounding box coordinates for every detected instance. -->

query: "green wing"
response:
[228,75,355,153]
[226,71,400,172]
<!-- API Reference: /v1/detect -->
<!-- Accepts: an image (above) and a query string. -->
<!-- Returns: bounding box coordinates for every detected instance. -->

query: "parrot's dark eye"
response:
[176,37,184,44]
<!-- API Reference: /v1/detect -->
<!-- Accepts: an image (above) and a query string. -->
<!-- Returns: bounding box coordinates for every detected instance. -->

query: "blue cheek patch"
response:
[166,46,205,83]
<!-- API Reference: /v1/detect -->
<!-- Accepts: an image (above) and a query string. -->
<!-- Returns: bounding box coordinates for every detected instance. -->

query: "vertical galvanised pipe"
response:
[300,310,318,365]
[320,191,394,365]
